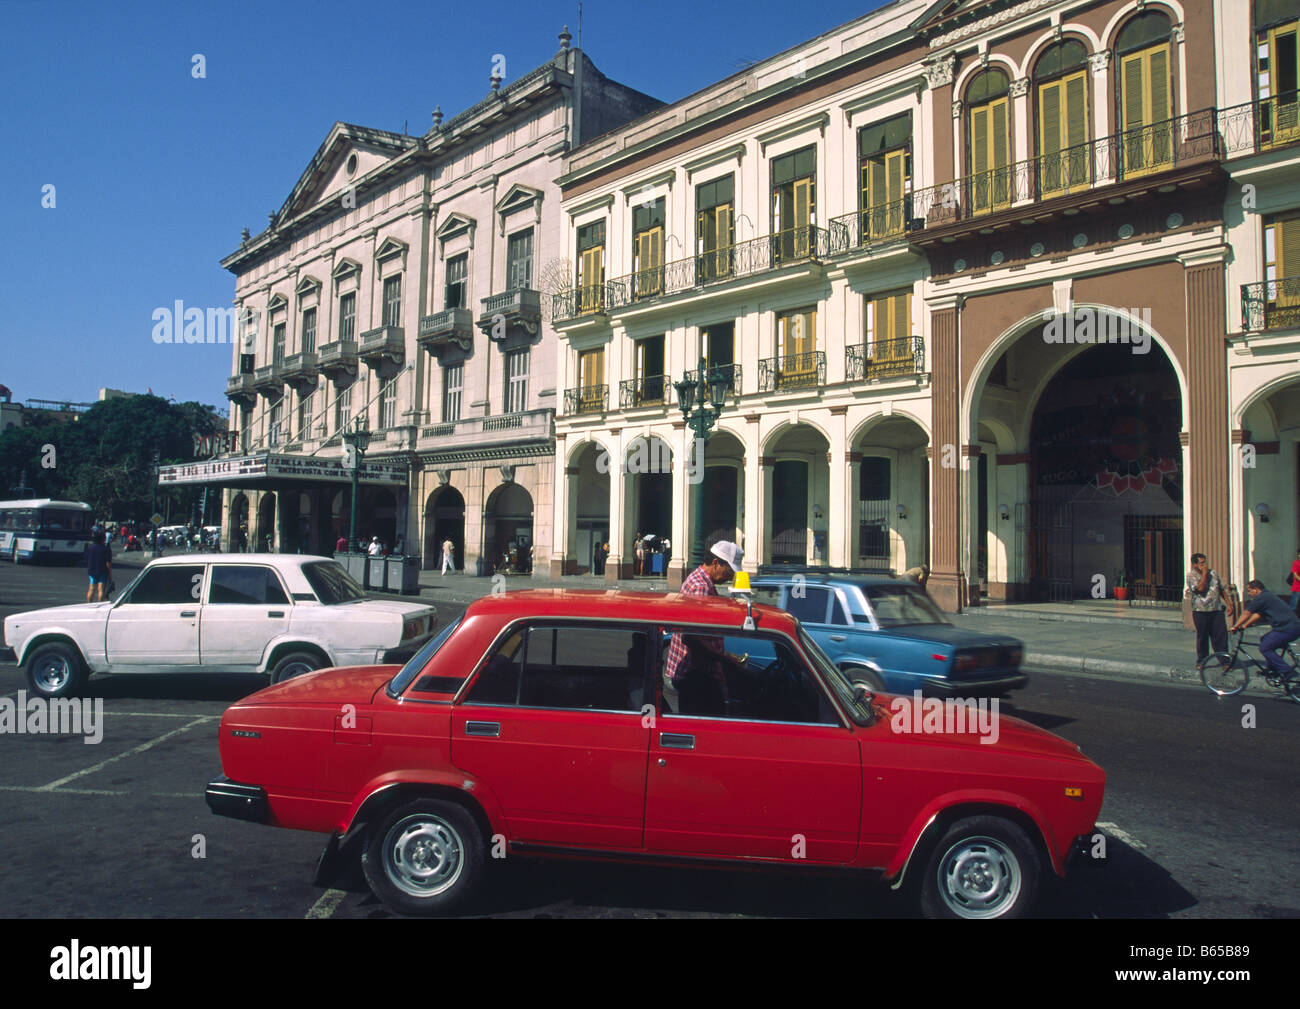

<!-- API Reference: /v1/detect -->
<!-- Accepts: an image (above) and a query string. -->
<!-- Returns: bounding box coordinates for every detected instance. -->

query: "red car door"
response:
[644,629,861,864]
[452,622,652,850]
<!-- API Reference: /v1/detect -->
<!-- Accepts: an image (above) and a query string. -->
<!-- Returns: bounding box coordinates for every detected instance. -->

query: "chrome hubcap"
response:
[382,815,464,898]
[940,836,1020,918]
[34,657,70,692]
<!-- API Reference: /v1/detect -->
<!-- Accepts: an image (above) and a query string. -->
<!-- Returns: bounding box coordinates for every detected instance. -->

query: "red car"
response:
[206,589,1104,918]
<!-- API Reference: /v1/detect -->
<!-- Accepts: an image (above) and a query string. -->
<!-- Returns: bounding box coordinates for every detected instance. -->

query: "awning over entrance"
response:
[158,452,407,488]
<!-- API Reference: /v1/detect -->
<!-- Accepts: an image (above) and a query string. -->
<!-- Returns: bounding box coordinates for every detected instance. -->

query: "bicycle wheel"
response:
[1200,651,1249,696]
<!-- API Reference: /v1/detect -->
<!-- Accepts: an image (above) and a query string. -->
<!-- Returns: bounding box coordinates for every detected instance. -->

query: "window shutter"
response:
[1064,71,1088,187]
[1039,80,1062,194]
[1278,217,1300,306]
[991,98,1009,206]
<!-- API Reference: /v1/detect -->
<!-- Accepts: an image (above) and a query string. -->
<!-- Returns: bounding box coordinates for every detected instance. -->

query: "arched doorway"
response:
[229,493,248,552]
[571,442,610,574]
[1238,378,1300,586]
[625,435,672,575]
[256,493,276,552]
[424,486,464,571]
[699,429,744,553]
[764,424,830,566]
[369,489,397,551]
[485,483,535,573]
[1004,319,1183,603]
[851,416,929,573]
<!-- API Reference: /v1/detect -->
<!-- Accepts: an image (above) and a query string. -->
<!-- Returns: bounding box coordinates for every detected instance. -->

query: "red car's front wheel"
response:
[919,816,1039,919]
[361,799,485,915]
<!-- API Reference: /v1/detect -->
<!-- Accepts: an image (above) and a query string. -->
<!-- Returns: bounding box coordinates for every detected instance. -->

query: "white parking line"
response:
[305,889,348,919]
[37,717,210,790]
[0,785,196,798]
[1096,821,1148,850]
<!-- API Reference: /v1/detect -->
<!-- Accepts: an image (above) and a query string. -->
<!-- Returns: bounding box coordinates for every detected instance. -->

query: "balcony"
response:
[910,108,1223,239]
[317,340,358,381]
[564,385,608,415]
[828,198,913,254]
[1218,92,1300,158]
[418,309,474,354]
[225,373,256,406]
[552,284,617,323]
[281,351,319,391]
[846,337,924,381]
[416,408,553,448]
[478,288,541,338]
[1242,279,1300,333]
[758,352,826,393]
[619,375,670,409]
[252,361,284,396]
[359,325,404,376]
[591,226,834,315]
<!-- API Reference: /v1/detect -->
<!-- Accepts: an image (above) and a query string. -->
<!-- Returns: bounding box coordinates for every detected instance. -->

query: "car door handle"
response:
[660,732,695,750]
[829,634,847,642]
[465,721,501,737]
[268,610,285,618]
[180,610,197,618]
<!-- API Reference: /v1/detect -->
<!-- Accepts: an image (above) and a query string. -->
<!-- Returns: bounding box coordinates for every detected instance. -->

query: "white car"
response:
[0,554,437,698]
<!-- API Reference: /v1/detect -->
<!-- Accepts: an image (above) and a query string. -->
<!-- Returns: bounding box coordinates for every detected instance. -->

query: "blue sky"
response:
[0,0,889,411]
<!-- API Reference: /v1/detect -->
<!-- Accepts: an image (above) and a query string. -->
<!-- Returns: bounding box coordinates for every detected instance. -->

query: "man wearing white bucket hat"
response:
[663,540,744,712]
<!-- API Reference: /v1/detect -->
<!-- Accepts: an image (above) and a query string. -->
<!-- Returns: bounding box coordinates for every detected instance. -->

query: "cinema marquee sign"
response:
[159,453,407,486]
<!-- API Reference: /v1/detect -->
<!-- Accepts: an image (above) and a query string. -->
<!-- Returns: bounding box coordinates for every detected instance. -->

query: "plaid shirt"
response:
[665,564,724,682]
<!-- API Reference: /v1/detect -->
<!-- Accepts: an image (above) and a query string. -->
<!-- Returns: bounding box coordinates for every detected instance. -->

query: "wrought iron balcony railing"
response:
[591,227,833,312]
[619,375,670,409]
[846,337,925,381]
[564,384,608,415]
[911,108,1222,226]
[552,284,617,322]
[1217,92,1300,156]
[706,362,741,398]
[828,199,913,252]
[1242,278,1300,332]
[758,351,826,393]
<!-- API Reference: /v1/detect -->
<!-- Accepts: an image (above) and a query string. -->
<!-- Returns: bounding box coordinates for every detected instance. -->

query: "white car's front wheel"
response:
[26,642,87,699]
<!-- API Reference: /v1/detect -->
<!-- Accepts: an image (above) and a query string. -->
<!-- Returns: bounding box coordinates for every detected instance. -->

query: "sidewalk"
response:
[397,569,1206,686]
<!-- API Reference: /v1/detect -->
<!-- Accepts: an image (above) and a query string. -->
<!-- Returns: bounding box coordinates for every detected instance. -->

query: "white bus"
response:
[0,499,94,564]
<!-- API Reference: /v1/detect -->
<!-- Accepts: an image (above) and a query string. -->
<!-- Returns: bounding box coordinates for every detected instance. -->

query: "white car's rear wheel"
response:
[270,651,324,684]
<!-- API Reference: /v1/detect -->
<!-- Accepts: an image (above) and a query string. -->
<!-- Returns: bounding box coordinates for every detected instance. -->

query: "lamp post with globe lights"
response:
[342,417,373,553]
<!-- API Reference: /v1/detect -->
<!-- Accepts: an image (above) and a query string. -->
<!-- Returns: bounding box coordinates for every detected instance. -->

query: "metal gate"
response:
[1123,514,1184,607]
[1014,494,1074,603]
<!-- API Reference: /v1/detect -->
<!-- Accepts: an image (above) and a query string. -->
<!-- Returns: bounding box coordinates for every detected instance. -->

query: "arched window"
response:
[966,69,1011,213]
[1115,10,1173,176]
[1034,40,1090,195]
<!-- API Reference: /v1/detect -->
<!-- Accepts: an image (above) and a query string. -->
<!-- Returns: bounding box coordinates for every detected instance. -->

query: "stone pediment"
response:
[280,122,416,220]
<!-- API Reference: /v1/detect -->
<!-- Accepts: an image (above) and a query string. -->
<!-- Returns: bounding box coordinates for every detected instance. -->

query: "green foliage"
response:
[0,395,225,519]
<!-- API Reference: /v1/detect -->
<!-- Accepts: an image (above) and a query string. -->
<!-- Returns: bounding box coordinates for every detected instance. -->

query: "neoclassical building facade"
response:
[548,0,1292,609]
[205,31,660,572]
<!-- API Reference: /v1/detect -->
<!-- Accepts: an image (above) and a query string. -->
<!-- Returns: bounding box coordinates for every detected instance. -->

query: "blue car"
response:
[747,574,1027,697]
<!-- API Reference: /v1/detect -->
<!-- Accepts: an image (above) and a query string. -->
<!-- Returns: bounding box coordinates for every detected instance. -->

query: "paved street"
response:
[1,558,1296,918]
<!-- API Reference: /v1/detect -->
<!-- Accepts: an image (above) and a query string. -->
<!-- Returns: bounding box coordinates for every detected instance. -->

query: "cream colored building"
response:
[550,0,1270,613]
[210,30,660,572]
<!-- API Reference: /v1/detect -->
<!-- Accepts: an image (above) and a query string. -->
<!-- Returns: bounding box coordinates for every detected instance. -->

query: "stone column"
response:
[760,455,776,569]
[606,429,625,583]
[1183,253,1230,577]
[742,415,761,572]
[928,296,964,611]
[828,406,850,568]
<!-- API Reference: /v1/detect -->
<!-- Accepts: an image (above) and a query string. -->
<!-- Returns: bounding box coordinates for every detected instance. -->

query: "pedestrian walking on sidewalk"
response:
[441,537,455,575]
[1186,553,1233,664]
[1287,548,1300,614]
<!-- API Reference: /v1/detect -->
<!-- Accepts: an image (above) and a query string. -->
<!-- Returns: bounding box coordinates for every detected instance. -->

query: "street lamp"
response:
[674,356,730,568]
[342,417,373,552]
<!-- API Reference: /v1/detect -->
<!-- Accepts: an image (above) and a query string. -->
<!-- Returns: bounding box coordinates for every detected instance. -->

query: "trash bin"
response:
[387,555,420,594]
[651,553,664,575]
[339,552,367,586]
[368,555,388,591]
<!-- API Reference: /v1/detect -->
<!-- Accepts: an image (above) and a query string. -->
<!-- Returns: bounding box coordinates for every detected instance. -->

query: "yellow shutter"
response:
[793,177,812,256]
[1122,46,1172,177]
[885,150,905,236]
[1038,80,1063,196]
[1122,52,1147,172]
[991,98,1010,208]
[971,105,990,211]
[1148,46,1171,168]
[1277,216,1300,307]
[1064,71,1088,187]
[635,226,663,297]
[865,156,887,236]
[579,246,604,313]
[1269,25,1299,146]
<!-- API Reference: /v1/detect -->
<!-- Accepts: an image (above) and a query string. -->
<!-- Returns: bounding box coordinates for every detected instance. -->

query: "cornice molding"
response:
[927,0,1058,49]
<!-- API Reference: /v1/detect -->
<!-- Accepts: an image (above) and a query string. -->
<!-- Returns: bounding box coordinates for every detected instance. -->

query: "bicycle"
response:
[1199,629,1300,703]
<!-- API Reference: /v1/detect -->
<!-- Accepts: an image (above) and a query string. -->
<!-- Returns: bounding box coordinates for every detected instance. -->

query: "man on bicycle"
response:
[1230,580,1300,681]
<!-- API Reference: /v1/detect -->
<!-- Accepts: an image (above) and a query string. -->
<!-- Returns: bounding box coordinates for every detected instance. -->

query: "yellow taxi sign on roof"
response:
[732,571,751,592]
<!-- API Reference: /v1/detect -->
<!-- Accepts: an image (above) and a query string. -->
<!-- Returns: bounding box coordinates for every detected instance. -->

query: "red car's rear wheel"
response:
[361,799,485,915]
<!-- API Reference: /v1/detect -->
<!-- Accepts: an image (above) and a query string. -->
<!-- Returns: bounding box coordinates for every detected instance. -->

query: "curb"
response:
[1028,651,1202,684]
[961,608,1184,632]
